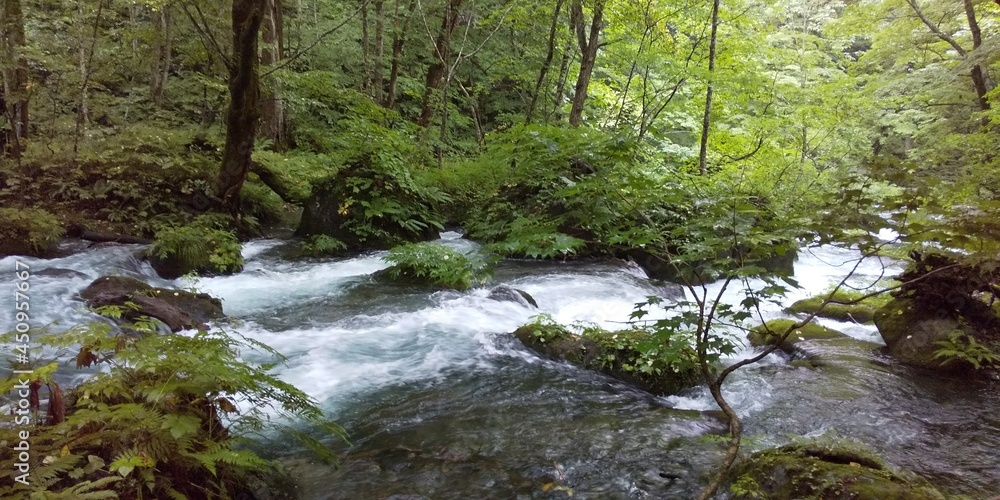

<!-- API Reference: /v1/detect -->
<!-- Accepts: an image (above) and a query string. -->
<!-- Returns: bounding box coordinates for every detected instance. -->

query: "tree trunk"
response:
[261,0,286,149]
[526,0,564,124]
[697,0,721,176]
[360,0,370,93]
[385,0,416,108]
[372,0,385,103]
[549,34,574,120]
[417,0,463,128]
[568,0,605,127]
[216,0,265,214]
[0,0,28,158]
[963,0,990,114]
[149,7,172,106]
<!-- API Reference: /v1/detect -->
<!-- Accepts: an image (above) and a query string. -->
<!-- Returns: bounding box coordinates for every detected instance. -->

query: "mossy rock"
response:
[785,296,878,323]
[146,223,244,279]
[871,297,994,371]
[295,153,443,250]
[748,319,847,353]
[0,207,65,258]
[79,276,225,332]
[729,441,945,499]
[513,322,700,396]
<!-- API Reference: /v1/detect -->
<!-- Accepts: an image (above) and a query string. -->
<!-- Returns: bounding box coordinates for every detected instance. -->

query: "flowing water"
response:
[2,232,998,498]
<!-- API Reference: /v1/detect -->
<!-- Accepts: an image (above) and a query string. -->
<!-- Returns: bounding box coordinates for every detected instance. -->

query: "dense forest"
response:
[1,0,999,497]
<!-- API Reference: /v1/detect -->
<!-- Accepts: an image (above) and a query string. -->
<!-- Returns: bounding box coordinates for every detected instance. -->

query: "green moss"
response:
[730,441,945,500]
[513,317,701,396]
[748,319,846,353]
[785,289,891,324]
[0,207,65,257]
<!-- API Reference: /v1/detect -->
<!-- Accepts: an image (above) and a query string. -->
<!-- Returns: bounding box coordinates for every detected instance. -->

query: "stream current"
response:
[2,232,998,498]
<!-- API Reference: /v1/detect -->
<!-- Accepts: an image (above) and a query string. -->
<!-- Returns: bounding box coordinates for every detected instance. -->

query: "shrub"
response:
[0,311,345,499]
[300,234,348,257]
[381,242,493,290]
[0,207,65,257]
[147,217,244,279]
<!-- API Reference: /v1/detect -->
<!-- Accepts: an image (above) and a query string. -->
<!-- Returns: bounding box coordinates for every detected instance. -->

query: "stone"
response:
[487,285,538,308]
[729,441,945,500]
[79,276,224,332]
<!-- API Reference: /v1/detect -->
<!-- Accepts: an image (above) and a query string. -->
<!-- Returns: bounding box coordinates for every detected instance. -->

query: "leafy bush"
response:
[300,234,348,257]
[296,148,449,249]
[382,242,493,290]
[0,207,64,256]
[934,330,1000,370]
[0,311,345,498]
[147,217,244,278]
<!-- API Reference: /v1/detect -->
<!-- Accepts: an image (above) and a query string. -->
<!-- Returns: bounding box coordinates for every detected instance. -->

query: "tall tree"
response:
[386,0,417,108]
[216,0,265,213]
[149,6,172,106]
[417,0,463,128]
[372,0,385,103]
[526,0,564,124]
[261,0,286,149]
[697,0,721,176]
[567,0,605,127]
[0,0,28,158]
[904,0,994,114]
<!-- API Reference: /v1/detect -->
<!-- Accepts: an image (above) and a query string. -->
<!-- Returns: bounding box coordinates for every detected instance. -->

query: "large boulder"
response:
[872,252,1000,372]
[513,322,700,396]
[729,441,945,499]
[146,223,244,280]
[487,285,538,308]
[79,276,224,332]
[295,153,443,250]
[873,297,973,370]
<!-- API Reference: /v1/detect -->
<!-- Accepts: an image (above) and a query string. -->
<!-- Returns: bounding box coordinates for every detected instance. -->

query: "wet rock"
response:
[487,285,538,308]
[872,252,1000,373]
[729,441,946,499]
[747,319,847,354]
[513,322,700,396]
[35,267,90,280]
[79,276,224,332]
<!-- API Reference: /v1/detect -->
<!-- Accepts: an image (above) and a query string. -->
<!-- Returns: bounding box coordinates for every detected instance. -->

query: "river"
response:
[2,232,997,498]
